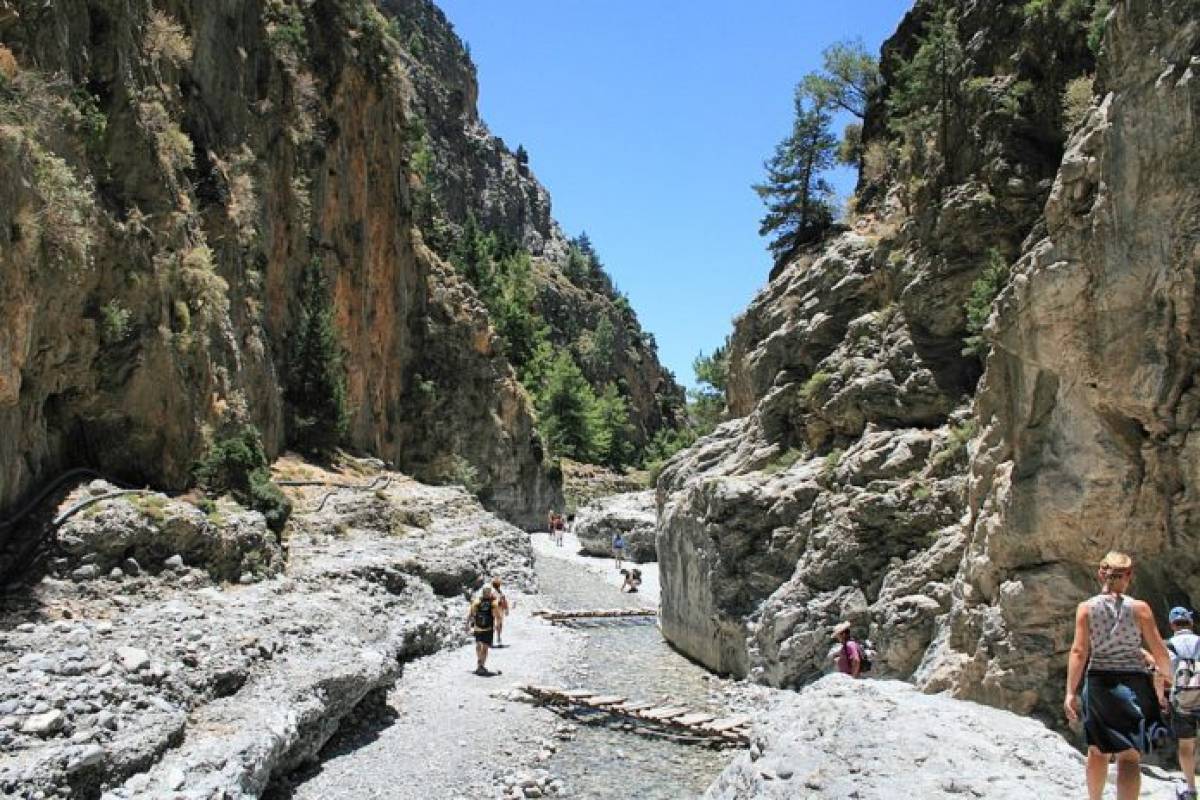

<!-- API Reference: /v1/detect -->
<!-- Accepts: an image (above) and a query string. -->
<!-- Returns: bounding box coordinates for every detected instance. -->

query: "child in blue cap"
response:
[1168,606,1200,800]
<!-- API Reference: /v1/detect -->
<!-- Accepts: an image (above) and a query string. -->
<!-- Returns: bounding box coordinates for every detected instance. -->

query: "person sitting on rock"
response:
[490,576,510,648]
[1064,551,1172,800]
[831,621,862,678]
[620,568,642,593]
[466,585,501,676]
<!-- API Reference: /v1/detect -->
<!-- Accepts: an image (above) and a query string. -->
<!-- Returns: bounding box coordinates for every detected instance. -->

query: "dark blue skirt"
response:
[1082,670,1169,754]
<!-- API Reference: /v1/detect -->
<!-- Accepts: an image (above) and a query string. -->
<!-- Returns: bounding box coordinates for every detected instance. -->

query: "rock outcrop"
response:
[0,464,533,798]
[703,675,1175,799]
[918,0,1200,718]
[0,0,682,544]
[657,0,1104,690]
[572,490,656,563]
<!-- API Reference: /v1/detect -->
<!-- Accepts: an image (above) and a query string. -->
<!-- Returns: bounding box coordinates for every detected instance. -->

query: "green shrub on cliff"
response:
[285,257,350,455]
[194,425,292,533]
[962,248,1010,358]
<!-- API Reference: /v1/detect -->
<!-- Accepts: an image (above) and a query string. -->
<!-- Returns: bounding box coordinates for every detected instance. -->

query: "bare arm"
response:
[849,643,862,678]
[1135,601,1172,683]
[1065,602,1090,721]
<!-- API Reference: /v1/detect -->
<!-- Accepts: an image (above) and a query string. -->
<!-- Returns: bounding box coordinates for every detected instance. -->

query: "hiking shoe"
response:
[474,666,493,676]
[1179,789,1197,800]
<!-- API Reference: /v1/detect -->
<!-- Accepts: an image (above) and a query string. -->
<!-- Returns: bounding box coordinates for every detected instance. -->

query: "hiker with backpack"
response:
[1064,551,1173,800]
[466,585,501,676]
[1168,606,1200,800]
[831,621,873,677]
[490,577,510,648]
[612,532,626,570]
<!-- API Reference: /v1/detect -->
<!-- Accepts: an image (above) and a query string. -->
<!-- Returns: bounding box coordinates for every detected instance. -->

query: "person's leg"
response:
[1114,749,1141,800]
[495,616,503,646]
[1085,747,1108,800]
[1180,735,1196,793]
[475,640,485,670]
[479,642,489,670]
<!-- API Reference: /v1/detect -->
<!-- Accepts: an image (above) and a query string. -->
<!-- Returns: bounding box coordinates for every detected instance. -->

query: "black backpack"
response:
[474,598,493,630]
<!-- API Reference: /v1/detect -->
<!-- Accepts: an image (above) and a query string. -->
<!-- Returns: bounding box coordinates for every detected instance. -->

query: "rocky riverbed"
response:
[0,460,533,800]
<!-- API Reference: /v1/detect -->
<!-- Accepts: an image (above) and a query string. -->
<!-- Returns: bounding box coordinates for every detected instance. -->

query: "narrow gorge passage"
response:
[270,530,745,800]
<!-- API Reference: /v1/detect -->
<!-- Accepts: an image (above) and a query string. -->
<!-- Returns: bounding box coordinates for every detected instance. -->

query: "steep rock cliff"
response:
[658,0,1099,686]
[918,0,1200,719]
[382,0,685,449]
[0,0,676,548]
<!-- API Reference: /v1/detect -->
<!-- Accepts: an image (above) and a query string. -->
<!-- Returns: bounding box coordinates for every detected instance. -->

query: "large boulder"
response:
[55,483,283,583]
[703,676,1174,799]
[573,490,657,563]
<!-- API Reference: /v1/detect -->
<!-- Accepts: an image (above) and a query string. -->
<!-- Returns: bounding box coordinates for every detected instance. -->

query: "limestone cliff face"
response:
[659,0,1100,686]
[387,0,686,446]
[918,0,1200,718]
[0,0,568,536]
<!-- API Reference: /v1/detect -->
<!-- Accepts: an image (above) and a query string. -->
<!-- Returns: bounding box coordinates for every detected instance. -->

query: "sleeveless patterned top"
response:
[1087,593,1146,672]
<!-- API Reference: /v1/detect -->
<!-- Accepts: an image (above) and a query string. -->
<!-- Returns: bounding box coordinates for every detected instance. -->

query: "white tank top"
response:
[1087,593,1146,672]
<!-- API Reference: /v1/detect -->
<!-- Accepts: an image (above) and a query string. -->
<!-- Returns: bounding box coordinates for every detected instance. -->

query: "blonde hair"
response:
[491,577,502,588]
[1100,551,1133,571]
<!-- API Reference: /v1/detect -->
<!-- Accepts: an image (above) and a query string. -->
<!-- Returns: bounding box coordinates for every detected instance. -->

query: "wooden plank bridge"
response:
[519,685,751,747]
[531,608,658,624]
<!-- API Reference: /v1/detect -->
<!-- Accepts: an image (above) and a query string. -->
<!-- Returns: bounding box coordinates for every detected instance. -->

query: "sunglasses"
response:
[1104,570,1132,579]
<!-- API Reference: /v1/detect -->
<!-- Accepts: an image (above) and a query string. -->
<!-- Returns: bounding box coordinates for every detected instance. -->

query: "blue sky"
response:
[436,1,914,390]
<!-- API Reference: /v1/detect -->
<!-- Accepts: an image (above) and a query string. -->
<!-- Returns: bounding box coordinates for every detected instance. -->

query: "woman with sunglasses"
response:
[1065,551,1173,800]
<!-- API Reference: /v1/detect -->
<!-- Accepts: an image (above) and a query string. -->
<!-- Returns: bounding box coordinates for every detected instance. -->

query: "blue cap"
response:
[1169,607,1194,624]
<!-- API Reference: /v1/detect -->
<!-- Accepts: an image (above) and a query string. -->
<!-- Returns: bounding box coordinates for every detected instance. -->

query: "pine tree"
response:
[594,382,636,468]
[453,213,497,302]
[536,351,601,461]
[286,257,349,455]
[801,39,880,119]
[888,1,968,171]
[753,90,837,263]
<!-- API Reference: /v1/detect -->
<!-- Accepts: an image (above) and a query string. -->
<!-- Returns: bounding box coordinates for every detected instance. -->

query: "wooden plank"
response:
[587,695,627,706]
[674,712,716,726]
[704,715,752,732]
[562,689,596,699]
[640,706,689,720]
[609,701,656,712]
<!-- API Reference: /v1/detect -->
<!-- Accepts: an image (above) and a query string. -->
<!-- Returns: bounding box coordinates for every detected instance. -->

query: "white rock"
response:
[115,647,150,672]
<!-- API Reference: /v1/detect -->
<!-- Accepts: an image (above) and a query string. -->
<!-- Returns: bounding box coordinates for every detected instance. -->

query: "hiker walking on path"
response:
[1168,606,1200,800]
[612,531,626,570]
[490,577,510,648]
[831,621,863,678]
[466,585,500,676]
[1064,551,1173,800]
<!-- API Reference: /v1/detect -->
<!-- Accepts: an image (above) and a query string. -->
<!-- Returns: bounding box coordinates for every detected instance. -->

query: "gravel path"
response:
[530,529,661,604]
[268,578,582,800]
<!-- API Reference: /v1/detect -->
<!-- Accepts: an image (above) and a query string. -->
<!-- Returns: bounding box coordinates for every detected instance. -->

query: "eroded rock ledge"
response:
[0,463,532,799]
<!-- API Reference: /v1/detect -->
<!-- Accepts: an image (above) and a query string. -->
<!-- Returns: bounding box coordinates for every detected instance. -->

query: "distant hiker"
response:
[620,568,642,593]
[1064,551,1172,800]
[1168,606,1200,800]
[831,621,863,678]
[490,577,510,648]
[466,585,500,676]
[553,513,565,547]
[612,532,626,570]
